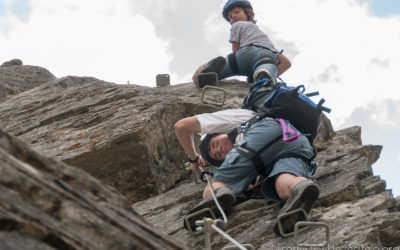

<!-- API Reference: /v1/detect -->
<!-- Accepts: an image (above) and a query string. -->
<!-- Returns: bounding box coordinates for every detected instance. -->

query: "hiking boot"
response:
[184,187,236,231]
[253,68,271,83]
[197,56,226,88]
[273,179,319,237]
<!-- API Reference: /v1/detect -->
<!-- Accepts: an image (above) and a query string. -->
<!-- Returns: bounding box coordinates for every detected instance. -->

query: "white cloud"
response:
[397,151,400,164]
[0,0,171,85]
[369,101,400,128]
[2,0,399,89]
[251,0,400,128]
[342,99,400,196]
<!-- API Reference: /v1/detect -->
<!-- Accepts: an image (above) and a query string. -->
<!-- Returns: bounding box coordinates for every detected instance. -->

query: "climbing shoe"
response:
[273,179,319,237]
[253,68,271,83]
[184,187,236,231]
[197,56,226,88]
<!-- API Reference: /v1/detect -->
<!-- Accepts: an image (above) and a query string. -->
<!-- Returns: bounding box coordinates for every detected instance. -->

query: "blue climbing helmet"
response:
[222,0,253,22]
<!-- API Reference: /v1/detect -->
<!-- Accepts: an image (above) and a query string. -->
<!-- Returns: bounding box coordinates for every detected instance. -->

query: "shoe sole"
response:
[273,183,319,236]
[184,191,235,231]
[198,57,226,88]
[253,69,271,83]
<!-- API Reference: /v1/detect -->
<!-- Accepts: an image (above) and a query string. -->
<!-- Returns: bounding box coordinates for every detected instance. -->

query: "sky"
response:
[1,0,399,197]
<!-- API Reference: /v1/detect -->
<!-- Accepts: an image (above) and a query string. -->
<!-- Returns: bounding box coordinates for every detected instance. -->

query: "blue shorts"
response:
[261,157,313,202]
[218,46,278,81]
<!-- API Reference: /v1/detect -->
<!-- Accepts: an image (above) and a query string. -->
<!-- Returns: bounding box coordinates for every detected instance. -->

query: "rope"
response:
[189,166,252,249]
[198,166,228,223]
[211,224,247,250]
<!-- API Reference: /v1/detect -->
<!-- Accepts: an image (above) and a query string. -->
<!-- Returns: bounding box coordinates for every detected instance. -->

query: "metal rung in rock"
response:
[156,74,170,87]
[222,244,255,250]
[295,221,330,249]
[276,208,310,238]
[184,208,216,236]
[189,214,252,250]
[201,85,226,107]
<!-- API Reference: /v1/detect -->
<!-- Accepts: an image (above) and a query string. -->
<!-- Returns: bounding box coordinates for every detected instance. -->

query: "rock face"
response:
[0,70,246,203]
[0,129,185,249]
[0,59,56,102]
[1,59,23,66]
[1,62,399,249]
[133,122,400,249]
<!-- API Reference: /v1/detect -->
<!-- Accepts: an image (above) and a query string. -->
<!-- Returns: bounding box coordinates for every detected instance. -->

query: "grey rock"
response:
[313,114,335,150]
[1,63,398,249]
[0,76,222,203]
[0,63,56,102]
[1,58,23,66]
[0,129,186,249]
[133,120,399,249]
[393,197,400,212]
[0,76,333,203]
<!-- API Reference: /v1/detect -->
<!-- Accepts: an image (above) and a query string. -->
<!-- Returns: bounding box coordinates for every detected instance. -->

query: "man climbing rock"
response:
[174,109,319,236]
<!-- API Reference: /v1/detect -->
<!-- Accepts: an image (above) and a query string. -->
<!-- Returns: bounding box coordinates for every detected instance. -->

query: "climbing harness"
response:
[242,82,331,142]
[275,118,300,143]
[184,166,254,249]
[227,52,239,74]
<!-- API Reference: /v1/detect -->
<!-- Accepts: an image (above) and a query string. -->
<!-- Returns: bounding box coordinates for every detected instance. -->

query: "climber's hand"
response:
[189,156,205,172]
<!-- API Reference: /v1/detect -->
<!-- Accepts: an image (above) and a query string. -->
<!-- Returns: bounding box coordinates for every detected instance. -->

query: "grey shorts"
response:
[261,157,313,202]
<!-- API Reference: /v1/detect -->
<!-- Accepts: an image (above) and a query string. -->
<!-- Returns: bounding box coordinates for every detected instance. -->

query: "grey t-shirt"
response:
[229,21,277,52]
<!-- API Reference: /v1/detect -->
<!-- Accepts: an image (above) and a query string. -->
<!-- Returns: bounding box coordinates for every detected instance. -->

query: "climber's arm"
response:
[277,53,291,76]
[174,116,205,171]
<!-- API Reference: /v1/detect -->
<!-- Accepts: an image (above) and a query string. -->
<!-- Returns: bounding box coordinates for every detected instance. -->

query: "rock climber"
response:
[192,0,291,88]
[174,108,319,236]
